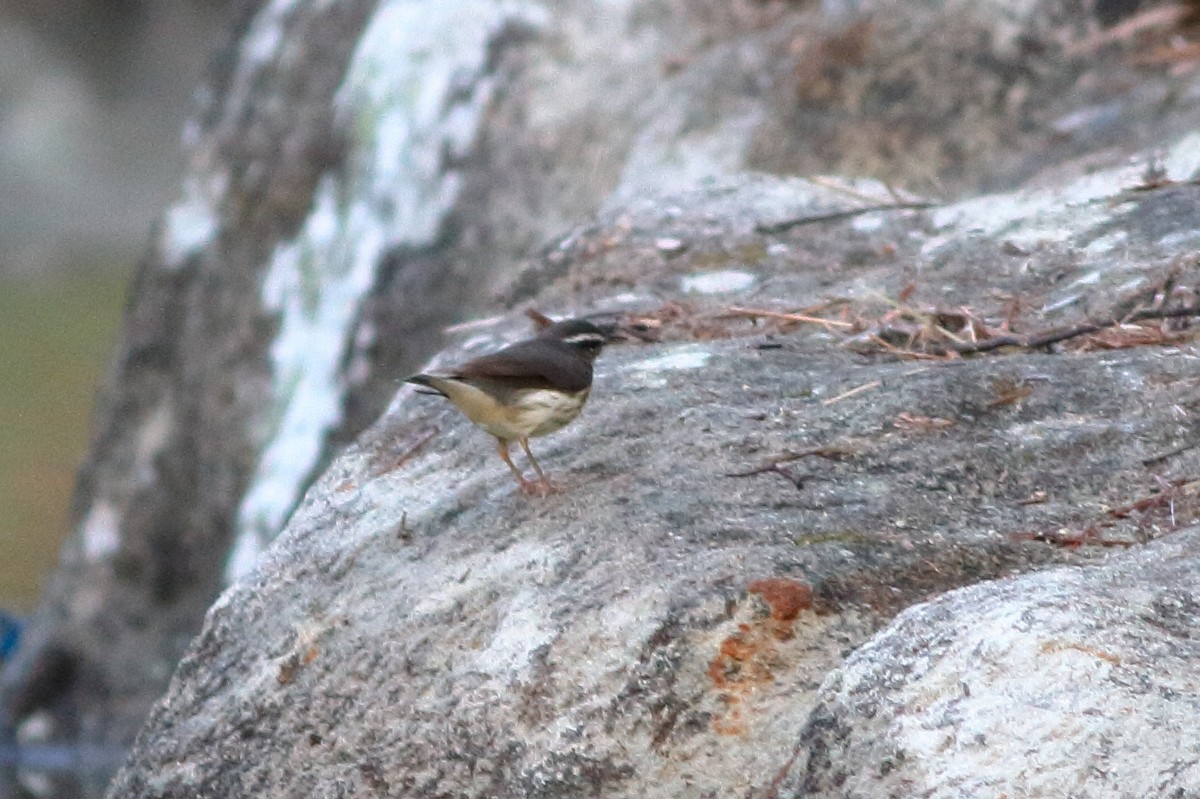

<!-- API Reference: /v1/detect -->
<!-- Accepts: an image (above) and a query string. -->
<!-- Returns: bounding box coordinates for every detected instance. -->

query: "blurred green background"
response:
[0,268,128,610]
[0,0,229,612]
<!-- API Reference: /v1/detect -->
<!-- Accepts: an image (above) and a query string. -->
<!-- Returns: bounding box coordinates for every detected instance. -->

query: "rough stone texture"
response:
[745,0,1200,196]
[11,0,1200,793]
[791,528,1200,798]
[1,0,835,757]
[108,136,1200,796]
[2,0,379,750]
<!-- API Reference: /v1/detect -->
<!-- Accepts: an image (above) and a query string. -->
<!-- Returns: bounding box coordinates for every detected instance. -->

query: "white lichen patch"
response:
[1004,411,1138,448]
[160,174,224,268]
[611,109,763,203]
[225,527,265,586]
[230,178,355,583]
[826,555,1200,798]
[881,612,1123,780]
[564,584,671,694]
[240,0,296,66]
[1156,228,1200,251]
[850,213,885,232]
[81,499,121,561]
[680,269,757,295]
[409,538,558,615]
[625,346,712,375]
[159,0,301,269]
[1083,229,1128,256]
[1161,130,1200,181]
[133,400,174,486]
[619,347,713,390]
[226,0,546,583]
[225,0,303,111]
[930,168,1130,249]
[474,589,555,677]
[928,131,1200,253]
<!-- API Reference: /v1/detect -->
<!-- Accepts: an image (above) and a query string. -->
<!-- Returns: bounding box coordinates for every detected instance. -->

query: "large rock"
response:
[794,528,1200,798]
[3,0,383,754]
[1,0,822,752]
[10,0,1200,792]
[107,135,1200,795]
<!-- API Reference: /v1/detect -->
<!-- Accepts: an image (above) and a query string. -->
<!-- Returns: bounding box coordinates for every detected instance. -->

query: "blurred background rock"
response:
[0,0,229,612]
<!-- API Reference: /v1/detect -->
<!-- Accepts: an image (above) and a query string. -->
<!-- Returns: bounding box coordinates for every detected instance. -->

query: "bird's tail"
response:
[405,374,450,397]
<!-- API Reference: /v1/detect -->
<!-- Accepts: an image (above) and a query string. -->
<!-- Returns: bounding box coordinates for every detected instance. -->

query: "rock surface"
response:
[10,0,1200,794]
[792,528,1200,798]
[3,0,846,752]
[108,143,1200,796]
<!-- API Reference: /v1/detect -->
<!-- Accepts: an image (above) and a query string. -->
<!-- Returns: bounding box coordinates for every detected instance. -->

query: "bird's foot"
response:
[519,477,562,497]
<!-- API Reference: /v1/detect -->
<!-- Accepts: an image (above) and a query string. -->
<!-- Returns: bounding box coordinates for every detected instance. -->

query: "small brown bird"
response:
[406,318,609,495]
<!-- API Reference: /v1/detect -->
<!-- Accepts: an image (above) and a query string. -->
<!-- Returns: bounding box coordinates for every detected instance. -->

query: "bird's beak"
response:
[609,316,660,343]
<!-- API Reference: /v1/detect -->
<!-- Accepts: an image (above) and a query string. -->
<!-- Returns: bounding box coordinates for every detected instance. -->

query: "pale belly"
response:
[431,378,589,441]
[500,388,590,439]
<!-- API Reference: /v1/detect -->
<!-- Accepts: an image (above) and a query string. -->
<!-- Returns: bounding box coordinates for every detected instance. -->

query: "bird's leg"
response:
[519,437,560,494]
[496,438,541,495]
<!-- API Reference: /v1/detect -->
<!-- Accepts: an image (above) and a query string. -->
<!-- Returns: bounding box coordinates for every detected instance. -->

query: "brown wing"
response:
[452,339,592,393]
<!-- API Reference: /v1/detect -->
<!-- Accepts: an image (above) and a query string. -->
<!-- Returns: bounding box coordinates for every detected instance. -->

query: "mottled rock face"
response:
[791,529,1200,798]
[3,0,810,757]
[11,0,1200,795]
[109,144,1200,797]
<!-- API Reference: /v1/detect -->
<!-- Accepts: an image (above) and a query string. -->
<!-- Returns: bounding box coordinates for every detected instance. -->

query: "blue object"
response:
[0,611,22,660]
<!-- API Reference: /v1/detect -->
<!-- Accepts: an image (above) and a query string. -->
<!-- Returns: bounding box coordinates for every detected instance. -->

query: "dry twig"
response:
[726,445,855,479]
[892,412,954,432]
[755,200,935,234]
[372,425,440,477]
[822,380,882,405]
[844,276,1200,358]
[719,306,856,333]
[616,265,1200,362]
[1013,476,1200,548]
[1143,440,1200,466]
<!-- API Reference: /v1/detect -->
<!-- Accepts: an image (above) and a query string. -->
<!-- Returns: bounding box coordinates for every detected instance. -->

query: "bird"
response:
[405,317,609,495]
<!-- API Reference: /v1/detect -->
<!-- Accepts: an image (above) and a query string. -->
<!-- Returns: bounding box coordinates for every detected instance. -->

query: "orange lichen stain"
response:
[747,578,813,622]
[707,577,815,735]
[707,626,777,737]
[709,626,780,684]
[710,706,747,736]
[710,630,752,687]
[719,629,757,662]
[277,644,321,685]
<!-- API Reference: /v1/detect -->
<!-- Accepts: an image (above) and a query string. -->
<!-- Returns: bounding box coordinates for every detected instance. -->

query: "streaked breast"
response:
[512,388,590,438]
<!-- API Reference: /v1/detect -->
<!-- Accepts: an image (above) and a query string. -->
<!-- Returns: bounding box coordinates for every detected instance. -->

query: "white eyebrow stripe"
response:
[561,333,606,346]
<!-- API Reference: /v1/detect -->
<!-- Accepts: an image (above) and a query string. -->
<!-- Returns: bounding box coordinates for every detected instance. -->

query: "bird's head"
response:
[538,318,609,363]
